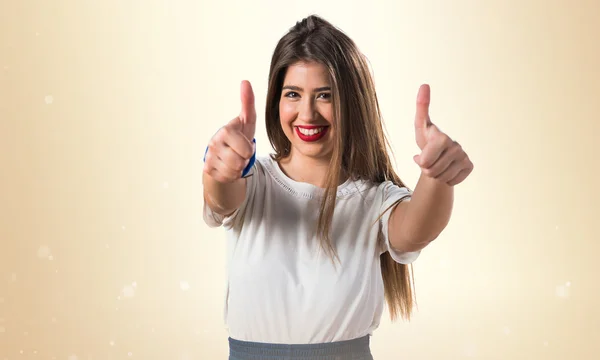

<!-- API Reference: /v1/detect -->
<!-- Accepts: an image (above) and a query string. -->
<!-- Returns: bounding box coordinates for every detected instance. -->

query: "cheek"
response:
[279,102,295,125]
[320,105,334,125]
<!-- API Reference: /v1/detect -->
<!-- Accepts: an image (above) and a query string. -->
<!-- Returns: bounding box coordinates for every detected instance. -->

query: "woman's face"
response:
[279,61,334,162]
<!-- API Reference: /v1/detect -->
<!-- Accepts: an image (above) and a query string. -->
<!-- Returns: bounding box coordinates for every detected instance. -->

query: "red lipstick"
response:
[295,125,329,142]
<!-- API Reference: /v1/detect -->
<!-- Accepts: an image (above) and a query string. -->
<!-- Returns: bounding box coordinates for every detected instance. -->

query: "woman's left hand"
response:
[413,84,474,186]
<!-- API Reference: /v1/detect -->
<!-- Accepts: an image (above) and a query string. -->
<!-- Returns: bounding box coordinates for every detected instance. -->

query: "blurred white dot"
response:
[10,273,17,282]
[117,296,121,300]
[151,327,155,333]
[109,340,115,346]
[51,317,56,323]
[128,352,132,357]
[48,255,54,261]
[122,285,135,298]
[121,225,126,230]
[37,245,51,259]
[565,281,571,287]
[0,326,5,333]
[33,350,37,354]
[105,244,110,249]
[68,355,78,360]
[503,326,511,335]
[556,284,570,298]
[20,350,23,354]
[35,32,39,36]
[180,281,190,291]
[55,269,58,273]
[163,182,169,189]
[543,341,549,346]
[45,95,54,104]
[132,281,137,288]
[3,66,7,70]
[24,331,28,336]
[555,225,559,230]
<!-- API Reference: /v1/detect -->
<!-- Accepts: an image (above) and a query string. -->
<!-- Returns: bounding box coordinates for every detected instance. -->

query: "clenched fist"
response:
[203,80,257,183]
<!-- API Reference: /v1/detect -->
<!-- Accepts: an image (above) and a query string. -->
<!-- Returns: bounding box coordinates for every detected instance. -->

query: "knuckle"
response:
[231,161,244,172]
[442,135,452,147]
[238,160,248,172]
[204,151,217,164]
[218,126,232,139]
[207,139,216,149]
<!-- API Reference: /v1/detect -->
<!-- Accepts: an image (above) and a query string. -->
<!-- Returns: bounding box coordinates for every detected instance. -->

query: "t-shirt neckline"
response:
[261,155,365,199]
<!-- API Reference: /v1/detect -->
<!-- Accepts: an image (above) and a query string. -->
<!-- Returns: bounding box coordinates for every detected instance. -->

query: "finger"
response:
[203,153,233,183]
[219,125,255,159]
[435,159,463,183]
[204,152,244,182]
[415,131,449,169]
[422,152,454,179]
[218,145,251,174]
[447,158,474,186]
[240,80,256,138]
[447,167,472,186]
[425,142,465,178]
[415,84,432,131]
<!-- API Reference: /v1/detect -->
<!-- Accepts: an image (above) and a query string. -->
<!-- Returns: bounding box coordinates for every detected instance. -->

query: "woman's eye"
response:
[318,93,331,100]
[284,91,299,98]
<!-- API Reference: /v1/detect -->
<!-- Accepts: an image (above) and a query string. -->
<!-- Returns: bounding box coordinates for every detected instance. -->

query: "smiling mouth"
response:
[295,126,329,142]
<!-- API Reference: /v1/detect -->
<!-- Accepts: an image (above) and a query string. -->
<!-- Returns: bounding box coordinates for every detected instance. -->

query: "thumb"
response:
[415,84,432,131]
[239,80,256,139]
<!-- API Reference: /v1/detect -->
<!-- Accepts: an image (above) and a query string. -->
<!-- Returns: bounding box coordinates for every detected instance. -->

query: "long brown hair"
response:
[265,15,415,321]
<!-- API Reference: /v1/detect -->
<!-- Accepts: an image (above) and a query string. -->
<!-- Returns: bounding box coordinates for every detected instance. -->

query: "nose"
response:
[297,97,317,122]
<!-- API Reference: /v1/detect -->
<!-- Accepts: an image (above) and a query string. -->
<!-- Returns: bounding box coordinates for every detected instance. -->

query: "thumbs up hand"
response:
[413,84,473,186]
[203,80,257,184]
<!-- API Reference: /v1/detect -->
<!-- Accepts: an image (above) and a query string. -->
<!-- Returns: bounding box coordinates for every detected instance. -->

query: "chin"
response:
[293,144,333,161]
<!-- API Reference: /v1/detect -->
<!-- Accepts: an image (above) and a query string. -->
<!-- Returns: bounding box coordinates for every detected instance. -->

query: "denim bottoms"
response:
[228,335,374,360]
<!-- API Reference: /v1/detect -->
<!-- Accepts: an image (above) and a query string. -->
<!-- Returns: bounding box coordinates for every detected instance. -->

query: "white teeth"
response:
[298,127,324,136]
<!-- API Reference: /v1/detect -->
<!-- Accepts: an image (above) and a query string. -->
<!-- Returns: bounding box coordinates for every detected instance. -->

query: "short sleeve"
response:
[202,165,257,230]
[379,181,421,264]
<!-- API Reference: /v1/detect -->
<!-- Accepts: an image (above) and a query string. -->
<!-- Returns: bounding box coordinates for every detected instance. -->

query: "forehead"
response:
[283,61,330,86]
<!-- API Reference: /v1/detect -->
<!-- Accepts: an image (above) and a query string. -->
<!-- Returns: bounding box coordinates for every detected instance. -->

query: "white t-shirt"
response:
[203,155,420,344]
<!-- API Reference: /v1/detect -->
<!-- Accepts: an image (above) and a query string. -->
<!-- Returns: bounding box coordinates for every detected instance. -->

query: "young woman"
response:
[202,15,473,360]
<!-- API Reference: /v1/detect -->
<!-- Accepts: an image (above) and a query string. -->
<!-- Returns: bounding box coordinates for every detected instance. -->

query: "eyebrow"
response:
[282,85,331,92]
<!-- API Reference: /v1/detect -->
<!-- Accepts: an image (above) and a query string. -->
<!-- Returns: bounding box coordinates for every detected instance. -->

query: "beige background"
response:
[1,0,599,359]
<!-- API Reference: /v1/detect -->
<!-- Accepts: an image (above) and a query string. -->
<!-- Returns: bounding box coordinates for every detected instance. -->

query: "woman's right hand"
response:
[203,80,257,184]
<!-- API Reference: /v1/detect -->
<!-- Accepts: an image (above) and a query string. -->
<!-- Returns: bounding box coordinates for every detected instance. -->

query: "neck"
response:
[278,152,342,188]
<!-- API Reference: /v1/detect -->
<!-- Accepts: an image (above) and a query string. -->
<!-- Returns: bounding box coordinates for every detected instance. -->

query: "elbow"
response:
[390,230,440,253]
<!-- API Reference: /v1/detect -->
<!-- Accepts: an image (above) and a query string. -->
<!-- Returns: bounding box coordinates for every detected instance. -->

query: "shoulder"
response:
[377,180,412,200]
[348,179,412,201]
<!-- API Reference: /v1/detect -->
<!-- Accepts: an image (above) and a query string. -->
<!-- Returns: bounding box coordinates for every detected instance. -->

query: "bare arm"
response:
[388,174,453,252]
[387,84,473,253]
[202,174,247,216]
